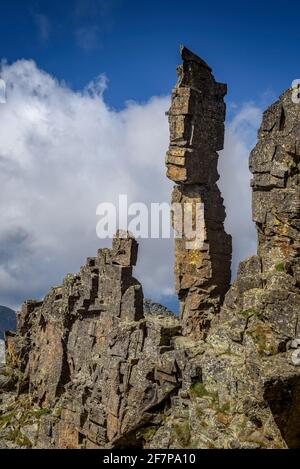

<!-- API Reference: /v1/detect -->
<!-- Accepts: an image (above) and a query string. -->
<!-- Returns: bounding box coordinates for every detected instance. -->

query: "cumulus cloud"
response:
[0,78,6,103]
[0,59,172,308]
[219,103,262,275]
[0,59,261,310]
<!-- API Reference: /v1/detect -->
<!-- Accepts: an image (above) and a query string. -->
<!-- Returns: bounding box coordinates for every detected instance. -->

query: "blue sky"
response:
[0,0,298,312]
[1,0,299,110]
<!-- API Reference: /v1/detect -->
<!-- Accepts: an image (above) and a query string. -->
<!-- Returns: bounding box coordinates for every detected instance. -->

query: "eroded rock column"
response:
[166,46,232,339]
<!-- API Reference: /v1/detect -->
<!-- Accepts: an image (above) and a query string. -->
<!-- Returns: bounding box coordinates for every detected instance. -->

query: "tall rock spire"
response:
[166,46,232,339]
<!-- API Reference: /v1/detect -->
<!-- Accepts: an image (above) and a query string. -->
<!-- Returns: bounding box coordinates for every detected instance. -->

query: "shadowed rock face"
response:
[2,49,300,450]
[166,46,232,340]
[251,89,300,277]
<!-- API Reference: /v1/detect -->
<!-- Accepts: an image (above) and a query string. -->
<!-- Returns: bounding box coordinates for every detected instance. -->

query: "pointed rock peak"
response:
[180,45,212,71]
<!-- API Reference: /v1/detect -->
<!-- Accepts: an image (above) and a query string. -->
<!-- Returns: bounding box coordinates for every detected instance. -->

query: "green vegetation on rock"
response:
[190,382,209,398]
[173,418,190,447]
[275,262,285,272]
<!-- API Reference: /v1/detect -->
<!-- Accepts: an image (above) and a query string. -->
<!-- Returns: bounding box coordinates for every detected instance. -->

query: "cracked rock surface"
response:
[1,48,300,449]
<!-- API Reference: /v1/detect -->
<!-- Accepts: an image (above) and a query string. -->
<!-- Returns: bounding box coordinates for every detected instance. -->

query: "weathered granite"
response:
[143,299,176,318]
[150,83,300,449]
[166,46,232,339]
[4,231,182,448]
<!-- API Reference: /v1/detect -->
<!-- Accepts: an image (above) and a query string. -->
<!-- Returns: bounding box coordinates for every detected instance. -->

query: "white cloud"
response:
[0,59,261,310]
[219,103,262,276]
[0,78,6,103]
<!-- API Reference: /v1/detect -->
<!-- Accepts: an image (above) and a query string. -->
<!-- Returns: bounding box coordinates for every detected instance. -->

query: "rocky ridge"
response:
[1,47,300,449]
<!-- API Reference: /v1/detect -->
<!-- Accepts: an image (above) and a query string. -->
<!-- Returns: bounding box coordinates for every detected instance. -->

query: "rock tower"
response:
[166,46,232,339]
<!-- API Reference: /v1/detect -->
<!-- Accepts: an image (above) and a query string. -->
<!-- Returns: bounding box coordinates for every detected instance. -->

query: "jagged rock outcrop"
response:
[214,87,300,447]
[152,83,300,449]
[1,47,300,450]
[166,46,232,339]
[3,232,183,448]
[143,299,175,318]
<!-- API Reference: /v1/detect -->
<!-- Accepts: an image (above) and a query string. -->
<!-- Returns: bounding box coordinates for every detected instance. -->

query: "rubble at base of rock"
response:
[1,47,300,449]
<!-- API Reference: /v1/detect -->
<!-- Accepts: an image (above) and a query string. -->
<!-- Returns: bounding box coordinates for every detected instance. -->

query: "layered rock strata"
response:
[166,46,232,339]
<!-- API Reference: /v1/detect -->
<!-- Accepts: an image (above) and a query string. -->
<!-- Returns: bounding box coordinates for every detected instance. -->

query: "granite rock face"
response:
[143,299,176,318]
[1,48,300,449]
[3,231,182,448]
[0,306,16,340]
[166,46,232,340]
[147,83,300,450]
